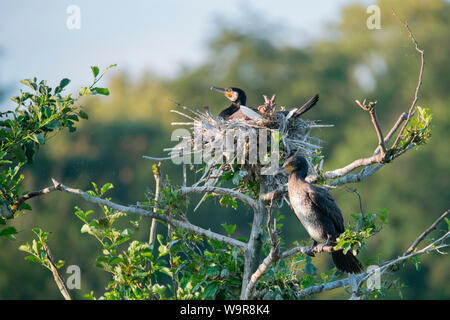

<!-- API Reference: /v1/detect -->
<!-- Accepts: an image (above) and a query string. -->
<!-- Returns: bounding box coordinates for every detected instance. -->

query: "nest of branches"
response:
[153,95,331,201]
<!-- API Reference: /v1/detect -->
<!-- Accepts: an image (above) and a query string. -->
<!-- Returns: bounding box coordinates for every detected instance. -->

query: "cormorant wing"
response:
[240,105,262,120]
[293,94,319,118]
[306,184,345,234]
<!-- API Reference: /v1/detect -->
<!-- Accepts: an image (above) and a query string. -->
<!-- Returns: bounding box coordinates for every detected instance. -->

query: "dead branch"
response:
[50,179,247,250]
[7,185,58,217]
[355,100,386,157]
[44,243,72,300]
[149,162,162,245]
[391,9,425,148]
[405,210,449,255]
[179,186,259,212]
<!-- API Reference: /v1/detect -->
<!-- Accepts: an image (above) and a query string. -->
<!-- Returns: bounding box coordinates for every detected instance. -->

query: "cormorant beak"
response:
[210,86,226,94]
[276,165,294,175]
[211,86,234,100]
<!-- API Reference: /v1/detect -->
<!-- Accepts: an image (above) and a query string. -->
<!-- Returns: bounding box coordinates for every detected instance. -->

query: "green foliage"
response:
[19,228,65,271]
[69,182,246,300]
[392,107,432,157]
[336,209,389,256]
[0,65,114,237]
[74,183,172,299]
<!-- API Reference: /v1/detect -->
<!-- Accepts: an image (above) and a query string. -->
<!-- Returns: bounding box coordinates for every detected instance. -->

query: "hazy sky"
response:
[0,0,371,104]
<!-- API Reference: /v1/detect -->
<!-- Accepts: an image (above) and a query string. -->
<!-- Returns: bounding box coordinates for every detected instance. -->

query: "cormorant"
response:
[278,94,319,119]
[211,86,259,120]
[211,86,319,121]
[279,155,363,274]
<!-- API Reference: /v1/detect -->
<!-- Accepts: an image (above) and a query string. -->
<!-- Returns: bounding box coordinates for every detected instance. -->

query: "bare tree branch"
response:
[149,162,162,246]
[355,100,386,157]
[50,179,247,250]
[179,186,259,211]
[382,112,408,148]
[391,9,425,148]
[405,210,449,255]
[7,185,58,217]
[44,243,72,300]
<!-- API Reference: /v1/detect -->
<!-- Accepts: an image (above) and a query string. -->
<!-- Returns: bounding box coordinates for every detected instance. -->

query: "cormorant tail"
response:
[331,250,363,274]
[294,94,319,118]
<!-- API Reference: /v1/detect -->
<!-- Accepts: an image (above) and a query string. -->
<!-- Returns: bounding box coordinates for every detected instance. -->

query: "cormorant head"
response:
[211,86,247,105]
[279,155,309,179]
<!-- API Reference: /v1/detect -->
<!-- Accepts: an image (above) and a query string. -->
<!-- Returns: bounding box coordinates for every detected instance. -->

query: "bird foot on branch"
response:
[304,246,316,257]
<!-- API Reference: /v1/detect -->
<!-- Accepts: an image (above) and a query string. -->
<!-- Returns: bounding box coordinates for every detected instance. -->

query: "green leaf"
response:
[91,66,100,78]
[12,146,26,163]
[59,78,71,89]
[91,87,110,96]
[206,265,220,278]
[0,226,18,236]
[159,267,173,277]
[20,79,37,91]
[18,244,31,253]
[29,133,45,145]
[221,223,236,235]
[74,209,87,222]
[25,255,42,264]
[100,183,114,195]
[203,282,219,298]
[109,257,124,265]
[19,202,32,211]
[79,110,89,120]
[55,260,65,269]
[444,217,450,231]
[79,87,92,96]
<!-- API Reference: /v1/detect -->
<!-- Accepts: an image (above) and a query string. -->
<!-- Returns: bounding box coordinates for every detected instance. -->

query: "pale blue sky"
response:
[0,0,371,104]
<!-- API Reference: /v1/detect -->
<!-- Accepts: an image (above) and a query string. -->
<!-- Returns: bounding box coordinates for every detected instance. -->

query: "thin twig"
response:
[355,100,386,157]
[44,243,72,300]
[405,210,449,255]
[391,9,425,148]
[149,162,161,246]
[180,186,259,212]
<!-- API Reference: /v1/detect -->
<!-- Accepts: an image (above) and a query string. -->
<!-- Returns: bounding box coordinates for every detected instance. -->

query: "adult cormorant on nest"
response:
[211,86,257,120]
[211,86,319,121]
[279,155,363,274]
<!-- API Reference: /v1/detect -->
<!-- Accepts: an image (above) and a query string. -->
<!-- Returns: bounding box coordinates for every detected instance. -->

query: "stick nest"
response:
[154,95,332,197]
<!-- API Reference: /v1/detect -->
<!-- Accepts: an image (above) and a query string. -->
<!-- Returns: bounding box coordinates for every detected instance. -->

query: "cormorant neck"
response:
[291,169,308,181]
[228,103,240,111]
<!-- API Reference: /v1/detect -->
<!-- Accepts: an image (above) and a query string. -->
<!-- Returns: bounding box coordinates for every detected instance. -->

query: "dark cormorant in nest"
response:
[279,155,363,274]
[211,86,319,121]
[211,86,257,120]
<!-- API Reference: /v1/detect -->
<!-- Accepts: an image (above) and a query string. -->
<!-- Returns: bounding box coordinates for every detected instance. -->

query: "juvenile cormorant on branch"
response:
[279,155,363,274]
